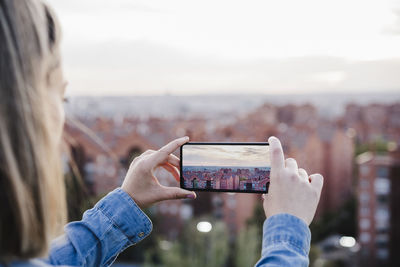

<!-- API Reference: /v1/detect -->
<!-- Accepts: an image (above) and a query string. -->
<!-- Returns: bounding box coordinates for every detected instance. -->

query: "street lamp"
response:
[339,236,356,248]
[197,221,212,233]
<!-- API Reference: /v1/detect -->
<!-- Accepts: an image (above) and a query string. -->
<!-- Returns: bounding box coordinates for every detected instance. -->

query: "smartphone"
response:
[180,142,270,193]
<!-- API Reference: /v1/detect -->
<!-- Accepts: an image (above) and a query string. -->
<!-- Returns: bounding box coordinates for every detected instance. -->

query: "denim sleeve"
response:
[255,213,311,267]
[47,188,153,267]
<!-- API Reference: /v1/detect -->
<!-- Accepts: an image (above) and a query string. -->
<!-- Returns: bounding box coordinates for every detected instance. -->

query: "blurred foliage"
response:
[246,202,265,228]
[142,202,266,267]
[310,196,356,243]
[64,167,99,222]
[322,259,347,267]
[355,139,389,156]
[233,202,264,267]
[309,245,321,267]
[234,224,261,266]
[144,218,229,267]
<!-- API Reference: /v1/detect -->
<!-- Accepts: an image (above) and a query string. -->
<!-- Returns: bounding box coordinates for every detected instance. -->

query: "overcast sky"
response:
[182,145,270,167]
[49,0,400,96]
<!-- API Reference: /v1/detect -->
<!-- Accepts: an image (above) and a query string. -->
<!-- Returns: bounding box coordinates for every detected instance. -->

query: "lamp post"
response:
[197,221,212,265]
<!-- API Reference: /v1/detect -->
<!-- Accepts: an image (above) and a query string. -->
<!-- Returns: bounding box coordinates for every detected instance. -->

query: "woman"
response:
[0,1,323,266]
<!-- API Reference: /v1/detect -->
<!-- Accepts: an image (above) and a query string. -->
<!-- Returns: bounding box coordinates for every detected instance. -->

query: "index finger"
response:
[159,136,190,155]
[268,136,285,171]
[310,173,324,193]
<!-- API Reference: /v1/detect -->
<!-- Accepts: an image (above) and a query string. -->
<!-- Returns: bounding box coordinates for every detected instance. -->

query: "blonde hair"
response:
[0,0,66,261]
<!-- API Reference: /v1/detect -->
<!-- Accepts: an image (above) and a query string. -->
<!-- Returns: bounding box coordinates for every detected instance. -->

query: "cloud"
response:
[385,9,400,35]
[61,40,400,96]
[182,145,269,167]
[47,0,400,95]
[49,0,164,14]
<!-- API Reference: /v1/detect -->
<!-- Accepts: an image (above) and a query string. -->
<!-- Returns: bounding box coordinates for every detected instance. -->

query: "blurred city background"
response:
[49,0,400,266]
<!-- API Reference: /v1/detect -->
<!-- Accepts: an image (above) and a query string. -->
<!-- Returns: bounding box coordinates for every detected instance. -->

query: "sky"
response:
[182,145,270,167]
[48,0,400,96]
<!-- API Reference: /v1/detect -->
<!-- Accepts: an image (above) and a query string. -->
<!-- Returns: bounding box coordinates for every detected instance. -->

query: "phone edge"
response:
[179,141,269,194]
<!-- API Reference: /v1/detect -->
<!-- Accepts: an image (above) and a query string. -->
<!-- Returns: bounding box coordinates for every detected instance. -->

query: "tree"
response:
[146,219,229,267]
[234,202,264,267]
[235,225,261,266]
[310,196,356,243]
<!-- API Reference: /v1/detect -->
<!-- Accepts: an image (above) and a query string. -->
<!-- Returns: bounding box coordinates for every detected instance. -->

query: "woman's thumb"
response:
[161,186,196,201]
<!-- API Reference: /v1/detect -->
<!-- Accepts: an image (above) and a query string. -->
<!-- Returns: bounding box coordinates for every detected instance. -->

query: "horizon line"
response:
[64,90,400,98]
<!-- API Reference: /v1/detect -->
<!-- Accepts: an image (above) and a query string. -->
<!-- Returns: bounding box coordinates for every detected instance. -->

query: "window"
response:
[360,218,371,230]
[375,215,389,231]
[360,179,370,188]
[359,192,370,204]
[375,207,390,221]
[84,162,96,183]
[360,232,371,243]
[376,248,389,260]
[375,234,389,248]
[377,228,388,234]
[376,166,389,178]
[374,177,390,195]
[360,207,370,216]
[377,194,389,204]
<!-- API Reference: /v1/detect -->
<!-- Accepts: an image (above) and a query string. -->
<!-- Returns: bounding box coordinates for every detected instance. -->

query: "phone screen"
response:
[180,142,270,193]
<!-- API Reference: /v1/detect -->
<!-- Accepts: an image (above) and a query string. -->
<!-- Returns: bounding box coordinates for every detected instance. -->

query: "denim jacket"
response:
[2,188,310,267]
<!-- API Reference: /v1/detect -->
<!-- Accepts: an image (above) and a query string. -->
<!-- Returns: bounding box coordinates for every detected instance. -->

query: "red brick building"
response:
[356,150,400,266]
[63,102,357,238]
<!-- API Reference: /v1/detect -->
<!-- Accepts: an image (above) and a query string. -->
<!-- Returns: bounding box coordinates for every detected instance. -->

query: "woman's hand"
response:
[263,136,324,225]
[121,136,196,209]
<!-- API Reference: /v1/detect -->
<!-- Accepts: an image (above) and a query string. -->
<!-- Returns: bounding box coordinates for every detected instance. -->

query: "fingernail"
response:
[186,194,195,199]
[269,136,279,145]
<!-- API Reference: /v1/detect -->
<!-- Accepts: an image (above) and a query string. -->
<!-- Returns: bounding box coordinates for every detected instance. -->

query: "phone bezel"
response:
[180,142,270,194]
